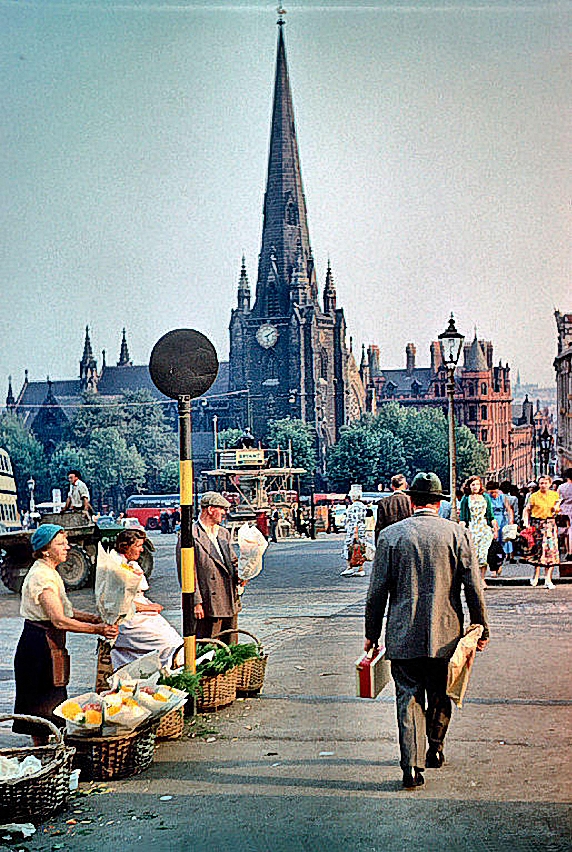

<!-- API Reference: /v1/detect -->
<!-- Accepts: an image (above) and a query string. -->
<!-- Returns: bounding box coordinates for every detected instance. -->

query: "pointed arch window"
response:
[320,349,328,381]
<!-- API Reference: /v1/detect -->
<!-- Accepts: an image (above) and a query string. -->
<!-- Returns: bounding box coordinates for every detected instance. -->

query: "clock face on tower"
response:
[256,323,279,349]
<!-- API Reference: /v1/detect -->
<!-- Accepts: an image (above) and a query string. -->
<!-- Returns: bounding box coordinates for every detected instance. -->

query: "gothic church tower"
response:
[229,14,358,461]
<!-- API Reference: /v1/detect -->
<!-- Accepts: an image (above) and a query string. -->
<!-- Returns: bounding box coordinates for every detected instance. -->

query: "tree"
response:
[65,390,177,495]
[326,404,489,492]
[326,417,406,491]
[218,428,243,449]
[82,427,146,509]
[0,413,49,506]
[266,418,316,487]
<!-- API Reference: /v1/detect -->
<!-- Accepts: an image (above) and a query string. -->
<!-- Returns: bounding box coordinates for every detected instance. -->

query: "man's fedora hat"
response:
[406,472,448,500]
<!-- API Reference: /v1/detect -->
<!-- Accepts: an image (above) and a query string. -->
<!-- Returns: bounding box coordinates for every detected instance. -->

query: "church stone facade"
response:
[227,19,363,457]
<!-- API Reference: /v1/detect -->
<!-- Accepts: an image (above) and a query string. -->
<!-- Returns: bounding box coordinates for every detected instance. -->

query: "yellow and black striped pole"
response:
[149,328,219,674]
[178,394,196,672]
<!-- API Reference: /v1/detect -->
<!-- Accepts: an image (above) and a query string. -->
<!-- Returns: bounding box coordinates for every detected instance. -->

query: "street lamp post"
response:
[538,426,552,476]
[27,476,36,515]
[438,314,465,522]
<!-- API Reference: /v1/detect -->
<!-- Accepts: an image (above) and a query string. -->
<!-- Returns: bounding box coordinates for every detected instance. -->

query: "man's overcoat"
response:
[366,509,489,660]
[192,522,239,619]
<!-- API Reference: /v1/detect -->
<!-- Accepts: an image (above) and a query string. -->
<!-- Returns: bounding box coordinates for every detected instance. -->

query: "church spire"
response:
[237,255,251,313]
[6,375,15,408]
[323,259,337,313]
[253,14,316,317]
[117,328,132,366]
[80,325,93,369]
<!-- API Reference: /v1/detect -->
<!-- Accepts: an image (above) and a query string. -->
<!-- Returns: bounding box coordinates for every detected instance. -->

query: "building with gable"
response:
[360,334,532,483]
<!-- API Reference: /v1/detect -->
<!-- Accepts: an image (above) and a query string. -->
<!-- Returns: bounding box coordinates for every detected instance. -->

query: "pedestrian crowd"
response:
[9,463,571,793]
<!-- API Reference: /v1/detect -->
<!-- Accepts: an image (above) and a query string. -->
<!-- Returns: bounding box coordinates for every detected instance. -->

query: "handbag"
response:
[487,539,504,571]
[349,527,366,567]
[501,523,518,542]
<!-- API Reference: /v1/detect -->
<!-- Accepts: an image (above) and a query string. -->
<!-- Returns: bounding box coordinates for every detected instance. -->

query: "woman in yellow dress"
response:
[523,475,560,588]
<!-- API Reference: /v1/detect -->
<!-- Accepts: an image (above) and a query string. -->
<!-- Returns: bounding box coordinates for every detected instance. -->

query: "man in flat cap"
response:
[193,492,241,641]
[364,472,489,790]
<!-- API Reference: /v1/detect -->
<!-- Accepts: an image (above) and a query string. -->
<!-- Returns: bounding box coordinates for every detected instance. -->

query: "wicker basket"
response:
[156,707,184,740]
[0,714,75,824]
[66,720,157,780]
[195,638,237,712]
[215,629,268,696]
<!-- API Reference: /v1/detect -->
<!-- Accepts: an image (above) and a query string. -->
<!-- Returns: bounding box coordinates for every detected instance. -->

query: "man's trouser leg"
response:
[197,615,238,644]
[425,658,452,754]
[391,659,427,771]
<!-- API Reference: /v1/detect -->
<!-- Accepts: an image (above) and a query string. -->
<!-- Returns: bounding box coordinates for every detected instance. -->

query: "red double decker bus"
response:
[125,494,180,530]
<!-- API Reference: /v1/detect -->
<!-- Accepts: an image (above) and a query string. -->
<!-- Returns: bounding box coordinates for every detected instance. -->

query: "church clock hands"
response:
[256,323,279,349]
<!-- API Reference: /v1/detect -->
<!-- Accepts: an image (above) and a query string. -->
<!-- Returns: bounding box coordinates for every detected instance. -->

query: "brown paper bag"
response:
[446,624,483,708]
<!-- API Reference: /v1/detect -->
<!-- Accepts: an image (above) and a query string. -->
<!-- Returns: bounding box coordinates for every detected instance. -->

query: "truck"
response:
[204,447,305,540]
[0,511,154,594]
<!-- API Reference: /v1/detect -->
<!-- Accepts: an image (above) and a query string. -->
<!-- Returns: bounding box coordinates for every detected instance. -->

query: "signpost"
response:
[149,329,218,672]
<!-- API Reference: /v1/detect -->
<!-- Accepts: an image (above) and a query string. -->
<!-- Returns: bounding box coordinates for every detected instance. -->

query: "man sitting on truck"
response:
[63,470,92,517]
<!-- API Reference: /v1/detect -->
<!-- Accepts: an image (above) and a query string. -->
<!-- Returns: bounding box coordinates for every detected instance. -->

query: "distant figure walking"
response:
[523,475,560,589]
[375,474,412,543]
[459,476,496,588]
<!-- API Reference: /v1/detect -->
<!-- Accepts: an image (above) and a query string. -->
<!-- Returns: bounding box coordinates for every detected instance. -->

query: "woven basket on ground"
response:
[214,629,268,696]
[195,638,237,713]
[65,720,157,780]
[156,707,184,739]
[95,639,114,693]
[0,714,75,824]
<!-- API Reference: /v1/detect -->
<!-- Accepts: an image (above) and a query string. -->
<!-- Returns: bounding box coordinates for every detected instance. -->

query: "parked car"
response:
[333,505,347,533]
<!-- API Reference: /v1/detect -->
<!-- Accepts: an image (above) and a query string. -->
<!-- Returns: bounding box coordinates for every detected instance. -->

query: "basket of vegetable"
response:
[157,660,202,724]
[0,714,75,824]
[195,638,238,712]
[215,629,268,696]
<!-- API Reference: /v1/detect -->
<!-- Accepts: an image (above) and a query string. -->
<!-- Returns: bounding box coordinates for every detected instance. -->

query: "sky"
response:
[1,0,570,404]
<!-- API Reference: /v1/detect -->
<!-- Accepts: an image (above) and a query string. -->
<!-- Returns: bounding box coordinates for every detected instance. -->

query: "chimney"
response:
[430,341,442,374]
[485,341,493,369]
[368,344,381,376]
[405,343,416,376]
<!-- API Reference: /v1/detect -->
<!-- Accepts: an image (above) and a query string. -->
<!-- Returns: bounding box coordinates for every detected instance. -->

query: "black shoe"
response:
[426,749,444,768]
[402,768,425,789]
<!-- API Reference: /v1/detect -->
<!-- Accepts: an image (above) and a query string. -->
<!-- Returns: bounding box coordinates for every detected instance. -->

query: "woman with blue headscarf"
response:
[13,524,118,744]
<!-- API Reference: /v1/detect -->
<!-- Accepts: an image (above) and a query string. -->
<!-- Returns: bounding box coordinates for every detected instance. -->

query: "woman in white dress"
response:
[110,529,182,670]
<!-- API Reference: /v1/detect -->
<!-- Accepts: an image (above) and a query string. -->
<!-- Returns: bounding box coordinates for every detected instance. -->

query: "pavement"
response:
[0,534,570,851]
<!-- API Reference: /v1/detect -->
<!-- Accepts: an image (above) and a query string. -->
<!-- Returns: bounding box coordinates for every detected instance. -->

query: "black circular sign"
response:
[149,329,219,400]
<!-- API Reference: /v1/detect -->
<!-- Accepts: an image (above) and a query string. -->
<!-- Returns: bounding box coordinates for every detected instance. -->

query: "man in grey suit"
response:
[193,492,241,641]
[365,472,489,790]
[374,473,412,543]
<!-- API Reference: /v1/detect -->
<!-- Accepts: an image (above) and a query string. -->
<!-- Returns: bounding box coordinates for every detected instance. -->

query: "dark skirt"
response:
[13,620,67,738]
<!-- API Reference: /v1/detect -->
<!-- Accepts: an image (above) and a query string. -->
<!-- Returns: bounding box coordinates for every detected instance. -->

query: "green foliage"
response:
[326,416,406,491]
[218,428,242,449]
[266,418,316,485]
[158,670,202,698]
[0,413,49,504]
[158,459,180,493]
[327,403,490,492]
[227,643,261,664]
[196,644,236,677]
[82,427,146,495]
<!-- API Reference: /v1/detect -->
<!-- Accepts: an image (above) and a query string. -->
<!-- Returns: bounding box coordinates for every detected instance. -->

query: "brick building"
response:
[360,335,530,483]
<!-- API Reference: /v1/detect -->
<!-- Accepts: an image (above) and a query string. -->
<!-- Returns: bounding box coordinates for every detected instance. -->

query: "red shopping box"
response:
[355,648,392,698]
